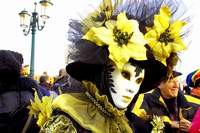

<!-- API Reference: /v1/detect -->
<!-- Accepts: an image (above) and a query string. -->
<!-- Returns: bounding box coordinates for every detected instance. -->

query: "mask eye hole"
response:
[121,70,130,80]
[136,77,143,84]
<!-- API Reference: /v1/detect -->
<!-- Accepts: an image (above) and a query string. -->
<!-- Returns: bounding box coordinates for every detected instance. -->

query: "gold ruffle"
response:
[46,81,133,133]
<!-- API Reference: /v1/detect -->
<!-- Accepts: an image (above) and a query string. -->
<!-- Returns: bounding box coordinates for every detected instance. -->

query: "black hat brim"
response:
[172,70,182,77]
[66,59,168,94]
[66,61,101,82]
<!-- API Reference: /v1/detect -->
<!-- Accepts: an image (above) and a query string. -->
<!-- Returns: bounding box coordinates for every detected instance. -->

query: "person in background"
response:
[182,82,191,95]
[26,73,50,98]
[132,71,200,132]
[55,76,85,94]
[43,71,48,75]
[0,50,41,133]
[39,74,58,100]
[53,68,69,84]
[52,68,70,94]
[186,69,200,99]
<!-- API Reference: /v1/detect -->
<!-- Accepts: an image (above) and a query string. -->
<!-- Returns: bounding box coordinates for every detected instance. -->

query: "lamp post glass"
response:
[19,0,53,75]
[19,9,30,28]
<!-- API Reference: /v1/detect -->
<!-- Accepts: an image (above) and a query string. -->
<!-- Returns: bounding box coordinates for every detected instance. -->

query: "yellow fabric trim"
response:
[51,81,133,133]
[159,96,168,109]
[132,90,154,117]
[132,91,173,125]
[132,94,145,116]
[179,108,183,120]
[185,95,200,104]
[162,116,172,124]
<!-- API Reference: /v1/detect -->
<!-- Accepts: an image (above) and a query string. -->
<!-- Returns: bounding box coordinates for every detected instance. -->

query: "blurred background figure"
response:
[52,68,70,94]
[0,50,41,133]
[53,68,69,84]
[39,74,58,100]
[186,69,200,99]
[21,64,29,77]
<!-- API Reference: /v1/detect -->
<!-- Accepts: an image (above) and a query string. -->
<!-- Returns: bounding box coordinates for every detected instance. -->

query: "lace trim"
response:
[85,91,113,117]
[85,91,125,117]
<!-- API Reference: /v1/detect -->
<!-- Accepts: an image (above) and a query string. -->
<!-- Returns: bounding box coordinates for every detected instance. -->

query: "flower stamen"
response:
[114,27,133,46]
[158,28,174,46]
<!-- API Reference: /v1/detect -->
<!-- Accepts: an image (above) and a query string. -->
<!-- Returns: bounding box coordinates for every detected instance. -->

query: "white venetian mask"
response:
[109,62,145,109]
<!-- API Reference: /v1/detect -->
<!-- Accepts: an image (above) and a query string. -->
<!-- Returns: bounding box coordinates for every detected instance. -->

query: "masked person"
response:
[27,0,193,132]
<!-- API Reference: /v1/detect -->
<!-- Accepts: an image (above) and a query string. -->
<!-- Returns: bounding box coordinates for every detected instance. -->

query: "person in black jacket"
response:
[132,71,200,133]
[0,50,42,133]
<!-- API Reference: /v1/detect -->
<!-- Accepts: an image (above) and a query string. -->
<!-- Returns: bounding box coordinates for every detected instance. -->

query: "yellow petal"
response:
[127,43,147,61]
[82,27,108,46]
[154,6,171,29]
[109,45,130,71]
[117,12,139,35]
[169,20,187,37]
[105,20,116,29]
[129,30,147,45]
[37,113,47,127]
[95,30,116,46]
[42,96,53,117]
[116,12,129,30]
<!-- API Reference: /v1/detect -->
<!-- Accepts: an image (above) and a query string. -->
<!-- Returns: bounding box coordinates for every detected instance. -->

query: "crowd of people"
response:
[1,0,200,133]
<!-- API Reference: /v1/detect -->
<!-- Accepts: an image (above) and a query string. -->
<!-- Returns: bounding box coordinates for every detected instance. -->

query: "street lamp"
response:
[19,0,53,75]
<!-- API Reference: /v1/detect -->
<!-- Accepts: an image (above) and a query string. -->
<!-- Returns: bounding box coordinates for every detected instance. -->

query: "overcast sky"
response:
[1,0,200,81]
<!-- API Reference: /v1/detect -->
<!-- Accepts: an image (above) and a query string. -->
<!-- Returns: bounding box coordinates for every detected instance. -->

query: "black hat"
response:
[0,50,23,82]
[161,70,182,82]
[172,71,182,78]
[65,0,191,92]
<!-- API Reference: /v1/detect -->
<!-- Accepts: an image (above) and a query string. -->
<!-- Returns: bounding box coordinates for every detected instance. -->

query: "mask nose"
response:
[126,86,135,94]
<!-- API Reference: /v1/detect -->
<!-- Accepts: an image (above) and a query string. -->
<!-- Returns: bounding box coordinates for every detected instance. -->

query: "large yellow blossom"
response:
[27,89,53,127]
[145,6,187,66]
[83,12,147,71]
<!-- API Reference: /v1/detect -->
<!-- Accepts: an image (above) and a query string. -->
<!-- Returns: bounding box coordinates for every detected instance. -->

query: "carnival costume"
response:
[27,0,194,132]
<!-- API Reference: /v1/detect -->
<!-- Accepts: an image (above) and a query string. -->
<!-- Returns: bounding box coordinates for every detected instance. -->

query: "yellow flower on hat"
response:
[145,6,187,66]
[27,89,53,127]
[83,12,147,71]
[81,0,122,33]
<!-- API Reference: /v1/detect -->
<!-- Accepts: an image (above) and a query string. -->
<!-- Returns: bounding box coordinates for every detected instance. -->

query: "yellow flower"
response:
[150,115,165,133]
[145,6,187,66]
[27,89,53,127]
[81,0,121,33]
[83,12,147,71]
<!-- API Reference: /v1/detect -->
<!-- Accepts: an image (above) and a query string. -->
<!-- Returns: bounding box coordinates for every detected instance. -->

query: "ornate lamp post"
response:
[19,0,53,75]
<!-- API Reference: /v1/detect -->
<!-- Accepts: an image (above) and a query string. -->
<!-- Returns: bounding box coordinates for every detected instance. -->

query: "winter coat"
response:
[0,77,41,133]
[132,88,200,133]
